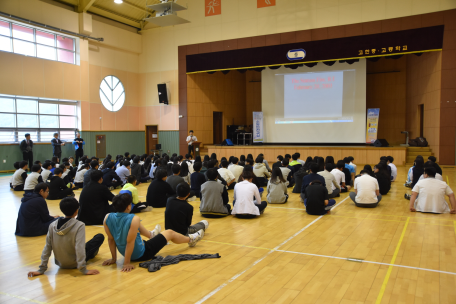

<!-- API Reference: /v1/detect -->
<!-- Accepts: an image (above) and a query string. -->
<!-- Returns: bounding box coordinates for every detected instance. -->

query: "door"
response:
[145,125,159,154]
[96,135,106,158]
[213,112,223,145]
[419,104,424,137]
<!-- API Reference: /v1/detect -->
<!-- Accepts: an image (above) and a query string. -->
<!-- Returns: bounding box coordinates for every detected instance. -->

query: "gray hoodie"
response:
[266,179,288,204]
[38,218,88,274]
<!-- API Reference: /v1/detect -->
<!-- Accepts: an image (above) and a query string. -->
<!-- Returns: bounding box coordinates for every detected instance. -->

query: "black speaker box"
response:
[157,84,168,105]
[373,139,389,147]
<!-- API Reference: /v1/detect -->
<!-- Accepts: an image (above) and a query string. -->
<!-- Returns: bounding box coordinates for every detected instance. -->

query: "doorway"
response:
[418,104,424,137]
[145,125,159,154]
[213,112,223,145]
[95,135,106,158]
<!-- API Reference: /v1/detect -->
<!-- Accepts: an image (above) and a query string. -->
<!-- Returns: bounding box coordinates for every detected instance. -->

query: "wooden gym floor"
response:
[1,165,456,304]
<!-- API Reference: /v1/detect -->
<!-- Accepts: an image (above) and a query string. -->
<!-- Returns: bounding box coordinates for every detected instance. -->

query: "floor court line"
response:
[195,196,349,304]
[0,291,48,304]
[375,217,410,304]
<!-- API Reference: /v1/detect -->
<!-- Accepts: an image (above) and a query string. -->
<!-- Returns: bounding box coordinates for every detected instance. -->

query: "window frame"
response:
[0,18,77,65]
[0,95,78,143]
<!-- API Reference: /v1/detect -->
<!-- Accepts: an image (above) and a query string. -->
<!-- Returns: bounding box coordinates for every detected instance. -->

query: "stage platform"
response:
[205,145,407,166]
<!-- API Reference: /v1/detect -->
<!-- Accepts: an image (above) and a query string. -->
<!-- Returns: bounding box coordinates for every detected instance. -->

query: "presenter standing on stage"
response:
[186,130,197,156]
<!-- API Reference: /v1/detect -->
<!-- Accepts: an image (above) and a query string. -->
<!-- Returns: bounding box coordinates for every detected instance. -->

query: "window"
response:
[0,94,78,143]
[100,76,125,112]
[0,19,76,64]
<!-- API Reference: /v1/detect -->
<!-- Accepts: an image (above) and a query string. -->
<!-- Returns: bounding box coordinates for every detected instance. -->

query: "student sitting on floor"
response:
[279,159,292,185]
[232,170,267,219]
[78,170,115,225]
[318,163,341,199]
[180,162,191,184]
[11,161,28,191]
[165,182,209,236]
[147,169,175,208]
[16,183,59,237]
[304,180,336,215]
[428,156,442,175]
[331,161,350,193]
[296,153,305,166]
[131,156,150,185]
[28,197,104,277]
[204,160,227,186]
[115,160,131,185]
[74,163,89,189]
[190,162,206,198]
[120,175,151,213]
[387,156,397,182]
[348,156,357,175]
[102,193,204,273]
[289,153,301,167]
[83,160,99,188]
[301,163,326,202]
[409,167,456,214]
[41,162,53,182]
[267,167,288,204]
[253,156,271,187]
[293,164,309,194]
[218,160,236,190]
[272,155,284,169]
[350,170,382,208]
[344,158,355,185]
[200,168,230,217]
[24,164,44,194]
[102,161,123,190]
[228,157,243,184]
[373,162,391,195]
[418,161,443,182]
[48,168,75,200]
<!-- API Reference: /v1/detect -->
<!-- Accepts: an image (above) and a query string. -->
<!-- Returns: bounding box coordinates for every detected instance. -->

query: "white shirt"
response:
[318,170,340,194]
[41,169,52,181]
[413,178,453,213]
[297,159,305,165]
[419,173,443,182]
[228,164,244,182]
[349,162,357,174]
[279,167,291,180]
[388,163,397,181]
[331,168,345,190]
[354,174,380,204]
[74,169,87,183]
[186,135,197,145]
[232,181,262,216]
[218,168,235,183]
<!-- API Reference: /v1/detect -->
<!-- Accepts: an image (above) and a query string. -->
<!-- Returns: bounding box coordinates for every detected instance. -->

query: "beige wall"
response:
[406,51,442,159]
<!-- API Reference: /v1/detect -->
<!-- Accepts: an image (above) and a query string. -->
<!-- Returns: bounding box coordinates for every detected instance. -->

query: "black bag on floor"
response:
[409,137,428,147]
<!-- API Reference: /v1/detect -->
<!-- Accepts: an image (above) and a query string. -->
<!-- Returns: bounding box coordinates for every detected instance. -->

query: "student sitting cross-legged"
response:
[218,160,236,190]
[83,160,99,188]
[301,163,326,202]
[350,170,382,208]
[74,163,89,188]
[200,168,230,218]
[146,169,175,208]
[115,160,131,185]
[167,164,197,199]
[78,170,115,225]
[27,197,104,277]
[103,193,204,273]
[48,168,75,200]
[102,161,123,190]
[24,164,44,194]
[190,162,206,198]
[304,180,336,215]
[12,160,28,191]
[253,156,271,187]
[16,183,59,237]
[165,182,209,235]
[120,175,151,213]
[267,167,288,204]
[232,170,267,219]
[409,167,456,214]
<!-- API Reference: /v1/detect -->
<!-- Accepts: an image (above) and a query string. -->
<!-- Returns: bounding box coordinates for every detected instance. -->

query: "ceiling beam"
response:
[78,0,97,13]
[122,0,153,16]
[89,6,142,28]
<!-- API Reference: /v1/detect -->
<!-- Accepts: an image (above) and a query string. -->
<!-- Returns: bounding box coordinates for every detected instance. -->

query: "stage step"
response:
[406,146,434,164]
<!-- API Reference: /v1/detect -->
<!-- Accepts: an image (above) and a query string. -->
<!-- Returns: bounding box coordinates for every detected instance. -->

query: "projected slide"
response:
[261,60,366,143]
[283,71,344,122]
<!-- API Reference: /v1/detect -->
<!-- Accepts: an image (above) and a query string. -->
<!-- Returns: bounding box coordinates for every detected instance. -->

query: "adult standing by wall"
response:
[186,130,197,156]
[20,133,33,172]
[51,133,65,162]
[73,132,85,165]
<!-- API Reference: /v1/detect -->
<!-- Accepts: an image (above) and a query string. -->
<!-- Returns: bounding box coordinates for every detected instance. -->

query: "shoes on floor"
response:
[108,186,114,191]
[188,196,196,202]
[150,224,161,239]
[141,206,153,212]
[201,220,209,230]
[404,193,411,200]
[188,229,204,247]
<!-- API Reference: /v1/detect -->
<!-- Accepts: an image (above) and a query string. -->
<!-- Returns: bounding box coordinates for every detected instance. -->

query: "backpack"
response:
[409,137,428,147]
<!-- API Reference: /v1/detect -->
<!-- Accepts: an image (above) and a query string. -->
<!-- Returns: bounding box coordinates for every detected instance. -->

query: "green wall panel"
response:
[158,131,179,156]
[0,131,180,171]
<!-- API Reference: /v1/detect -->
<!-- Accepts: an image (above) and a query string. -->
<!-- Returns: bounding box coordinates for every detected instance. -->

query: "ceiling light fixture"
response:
[114,0,123,3]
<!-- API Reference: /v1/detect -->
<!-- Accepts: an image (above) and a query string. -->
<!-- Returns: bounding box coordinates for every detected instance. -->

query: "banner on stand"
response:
[366,108,380,144]
[253,112,264,143]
